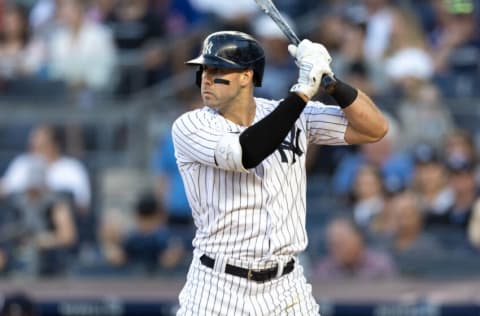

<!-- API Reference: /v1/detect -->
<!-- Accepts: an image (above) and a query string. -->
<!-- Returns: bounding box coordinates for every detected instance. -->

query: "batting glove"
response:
[289,39,334,99]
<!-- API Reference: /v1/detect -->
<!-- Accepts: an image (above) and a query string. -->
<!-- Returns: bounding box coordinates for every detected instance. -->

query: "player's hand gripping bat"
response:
[254,0,337,94]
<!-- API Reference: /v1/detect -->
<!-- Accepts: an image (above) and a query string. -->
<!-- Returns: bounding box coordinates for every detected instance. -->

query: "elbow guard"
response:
[215,133,249,172]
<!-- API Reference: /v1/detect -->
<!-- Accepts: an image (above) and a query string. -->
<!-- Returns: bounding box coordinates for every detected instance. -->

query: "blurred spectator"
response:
[444,128,477,163]
[11,160,77,276]
[311,13,346,57]
[425,155,478,251]
[430,0,479,73]
[410,143,454,216]
[252,13,297,99]
[362,0,396,63]
[102,193,185,273]
[0,3,46,86]
[1,123,92,252]
[2,124,91,213]
[104,0,169,96]
[443,128,480,184]
[426,155,477,227]
[383,8,434,88]
[429,0,480,97]
[369,181,406,244]
[388,190,444,255]
[332,114,413,198]
[48,0,117,103]
[383,190,447,276]
[381,5,449,121]
[0,292,38,316]
[395,80,454,151]
[350,164,385,229]
[314,217,396,280]
[332,14,378,98]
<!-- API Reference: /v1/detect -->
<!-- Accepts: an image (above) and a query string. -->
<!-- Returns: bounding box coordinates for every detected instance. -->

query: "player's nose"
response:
[202,70,214,85]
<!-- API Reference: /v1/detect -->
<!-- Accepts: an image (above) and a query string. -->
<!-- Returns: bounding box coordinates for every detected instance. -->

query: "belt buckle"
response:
[247,269,253,280]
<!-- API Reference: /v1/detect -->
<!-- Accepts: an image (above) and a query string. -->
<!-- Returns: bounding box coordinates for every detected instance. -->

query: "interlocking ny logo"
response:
[277,126,303,164]
[204,41,213,55]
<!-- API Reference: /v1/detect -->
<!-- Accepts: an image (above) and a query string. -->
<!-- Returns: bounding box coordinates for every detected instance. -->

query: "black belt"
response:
[200,254,294,282]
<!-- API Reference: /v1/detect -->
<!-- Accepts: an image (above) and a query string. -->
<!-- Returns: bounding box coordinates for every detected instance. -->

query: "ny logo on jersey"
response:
[277,126,303,164]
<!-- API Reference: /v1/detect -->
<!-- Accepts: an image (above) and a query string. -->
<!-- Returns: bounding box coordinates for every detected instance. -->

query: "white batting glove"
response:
[289,39,334,99]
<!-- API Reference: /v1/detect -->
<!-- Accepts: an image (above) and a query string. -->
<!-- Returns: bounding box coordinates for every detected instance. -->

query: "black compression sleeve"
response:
[240,93,307,169]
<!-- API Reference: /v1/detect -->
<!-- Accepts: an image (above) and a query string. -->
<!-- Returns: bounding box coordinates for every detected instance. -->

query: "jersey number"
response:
[277,126,303,164]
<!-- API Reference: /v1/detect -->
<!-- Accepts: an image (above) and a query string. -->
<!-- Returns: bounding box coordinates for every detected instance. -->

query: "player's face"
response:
[200,65,251,109]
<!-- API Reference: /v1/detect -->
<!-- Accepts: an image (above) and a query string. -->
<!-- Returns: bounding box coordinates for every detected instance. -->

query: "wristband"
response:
[329,78,358,109]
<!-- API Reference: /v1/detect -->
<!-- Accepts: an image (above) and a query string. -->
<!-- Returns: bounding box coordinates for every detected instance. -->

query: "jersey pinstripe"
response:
[172,97,348,267]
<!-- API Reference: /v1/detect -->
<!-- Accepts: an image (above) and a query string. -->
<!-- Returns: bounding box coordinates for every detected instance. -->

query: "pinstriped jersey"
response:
[172,97,348,266]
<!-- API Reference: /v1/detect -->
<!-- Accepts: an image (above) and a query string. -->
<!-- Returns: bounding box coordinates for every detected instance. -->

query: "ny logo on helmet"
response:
[203,41,213,55]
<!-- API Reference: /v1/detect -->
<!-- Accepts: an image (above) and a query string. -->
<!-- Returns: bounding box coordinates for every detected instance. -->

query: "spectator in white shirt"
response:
[1,124,91,214]
[48,0,117,96]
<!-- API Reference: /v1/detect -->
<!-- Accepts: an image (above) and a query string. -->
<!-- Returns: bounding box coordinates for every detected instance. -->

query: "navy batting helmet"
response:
[186,31,265,87]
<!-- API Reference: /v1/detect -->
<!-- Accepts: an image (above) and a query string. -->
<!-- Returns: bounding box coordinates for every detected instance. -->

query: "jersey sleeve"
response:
[303,101,349,146]
[172,110,248,172]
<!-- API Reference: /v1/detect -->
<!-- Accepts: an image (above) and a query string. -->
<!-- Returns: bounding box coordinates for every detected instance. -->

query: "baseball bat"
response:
[254,0,337,94]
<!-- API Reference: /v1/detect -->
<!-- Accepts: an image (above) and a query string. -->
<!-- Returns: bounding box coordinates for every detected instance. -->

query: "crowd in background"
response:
[0,0,478,280]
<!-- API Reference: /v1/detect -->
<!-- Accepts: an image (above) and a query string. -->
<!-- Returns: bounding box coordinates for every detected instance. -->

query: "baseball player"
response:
[172,31,388,315]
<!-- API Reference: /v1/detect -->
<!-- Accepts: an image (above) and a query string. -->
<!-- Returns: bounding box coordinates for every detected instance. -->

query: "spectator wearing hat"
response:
[383,7,434,86]
[380,9,454,151]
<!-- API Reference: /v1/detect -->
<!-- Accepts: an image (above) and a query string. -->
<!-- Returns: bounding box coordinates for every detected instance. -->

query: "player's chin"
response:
[202,94,217,106]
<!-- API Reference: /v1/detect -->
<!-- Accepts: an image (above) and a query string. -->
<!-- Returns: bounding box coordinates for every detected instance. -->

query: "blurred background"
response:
[0,0,480,315]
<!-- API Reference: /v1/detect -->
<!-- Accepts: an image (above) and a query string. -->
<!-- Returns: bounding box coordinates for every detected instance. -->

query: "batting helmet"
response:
[186,31,265,87]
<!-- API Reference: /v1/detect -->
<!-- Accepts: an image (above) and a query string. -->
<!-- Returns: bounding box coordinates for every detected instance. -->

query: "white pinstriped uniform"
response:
[173,97,348,316]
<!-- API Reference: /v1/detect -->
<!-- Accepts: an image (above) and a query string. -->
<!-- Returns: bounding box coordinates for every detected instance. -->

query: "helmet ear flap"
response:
[195,68,202,87]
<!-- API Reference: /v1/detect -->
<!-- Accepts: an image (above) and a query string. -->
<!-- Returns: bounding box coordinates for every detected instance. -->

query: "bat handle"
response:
[321,74,337,94]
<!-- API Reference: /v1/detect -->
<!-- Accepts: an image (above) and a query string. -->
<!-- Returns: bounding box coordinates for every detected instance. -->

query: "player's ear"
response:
[239,69,254,87]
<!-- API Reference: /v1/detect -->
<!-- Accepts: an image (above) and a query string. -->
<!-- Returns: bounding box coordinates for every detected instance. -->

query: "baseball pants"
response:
[176,252,319,316]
